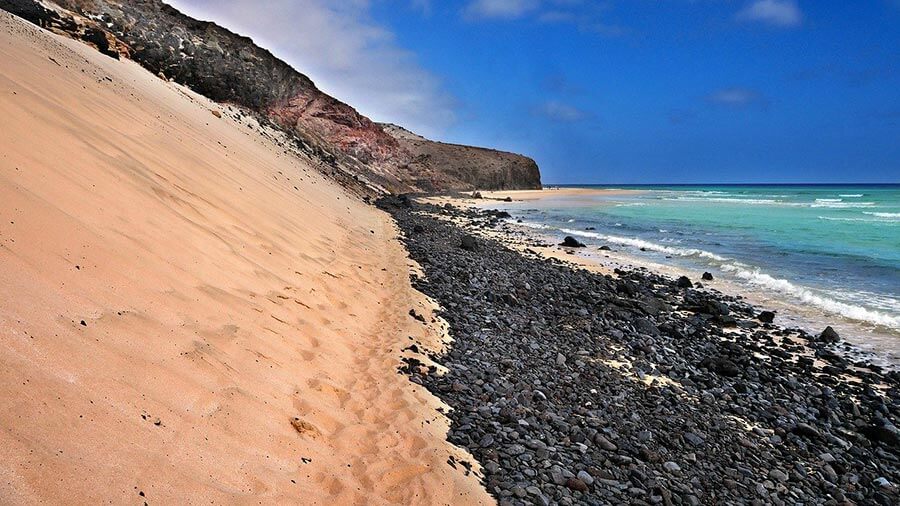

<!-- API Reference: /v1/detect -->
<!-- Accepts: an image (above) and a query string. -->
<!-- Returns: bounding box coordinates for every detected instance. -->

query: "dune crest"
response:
[0,13,489,504]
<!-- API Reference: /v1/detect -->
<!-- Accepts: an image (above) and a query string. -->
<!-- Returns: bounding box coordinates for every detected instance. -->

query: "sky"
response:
[167,0,899,184]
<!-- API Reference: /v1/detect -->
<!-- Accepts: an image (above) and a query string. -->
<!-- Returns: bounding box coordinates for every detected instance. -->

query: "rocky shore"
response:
[379,196,900,505]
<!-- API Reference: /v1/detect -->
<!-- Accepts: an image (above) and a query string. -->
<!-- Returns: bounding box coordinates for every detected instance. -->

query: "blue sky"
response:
[169,1,899,183]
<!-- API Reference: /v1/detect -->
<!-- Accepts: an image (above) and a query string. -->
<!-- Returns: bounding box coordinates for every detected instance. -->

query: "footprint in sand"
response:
[290,416,322,438]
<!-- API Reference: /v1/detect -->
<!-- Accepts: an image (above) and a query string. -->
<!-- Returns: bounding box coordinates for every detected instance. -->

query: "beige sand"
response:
[0,13,490,505]
[478,187,641,201]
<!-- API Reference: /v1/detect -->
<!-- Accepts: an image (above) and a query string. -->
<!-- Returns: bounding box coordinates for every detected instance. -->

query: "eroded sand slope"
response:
[0,13,489,505]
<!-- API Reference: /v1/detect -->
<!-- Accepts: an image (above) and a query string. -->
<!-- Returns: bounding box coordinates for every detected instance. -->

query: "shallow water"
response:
[491,184,900,364]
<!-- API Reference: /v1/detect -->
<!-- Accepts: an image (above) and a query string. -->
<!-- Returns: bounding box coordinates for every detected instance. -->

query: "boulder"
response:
[676,276,694,289]
[757,311,776,323]
[818,326,841,343]
[701,272,714,281]
[559,236,586,248]
[460,235,478,251]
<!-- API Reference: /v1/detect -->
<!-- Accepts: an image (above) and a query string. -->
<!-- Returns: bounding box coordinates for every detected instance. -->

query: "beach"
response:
[0,13,489,504]
[2,6,899,506]
[466,187,900,368]
[382,195,900,505]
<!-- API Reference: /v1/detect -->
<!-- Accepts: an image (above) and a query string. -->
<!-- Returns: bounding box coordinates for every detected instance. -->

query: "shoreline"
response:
[380,195,900,505]
[456,191,900,368]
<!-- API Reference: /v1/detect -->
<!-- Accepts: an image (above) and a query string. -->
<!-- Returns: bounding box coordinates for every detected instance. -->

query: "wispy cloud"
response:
[463,0,541,20]
[706,87,770,109]
[736,0,803,28]
[534,100,592,122]
[166,0,456,137]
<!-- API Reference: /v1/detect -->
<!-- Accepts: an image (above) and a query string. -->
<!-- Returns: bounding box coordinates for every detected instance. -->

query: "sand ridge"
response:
[0,12,490,505]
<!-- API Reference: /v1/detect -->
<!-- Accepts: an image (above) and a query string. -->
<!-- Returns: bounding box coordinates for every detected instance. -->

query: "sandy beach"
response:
[0,13,489,504]
[2,4,899,505]
[478,188,642,202]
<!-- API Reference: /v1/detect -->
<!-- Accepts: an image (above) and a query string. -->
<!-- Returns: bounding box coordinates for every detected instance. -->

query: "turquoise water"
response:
[494,184,900,360]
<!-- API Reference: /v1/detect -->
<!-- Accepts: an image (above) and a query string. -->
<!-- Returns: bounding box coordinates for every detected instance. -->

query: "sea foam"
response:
[552,225,900,331]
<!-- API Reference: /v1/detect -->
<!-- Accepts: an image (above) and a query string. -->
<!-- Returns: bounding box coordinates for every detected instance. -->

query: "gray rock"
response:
[577,470,594,486]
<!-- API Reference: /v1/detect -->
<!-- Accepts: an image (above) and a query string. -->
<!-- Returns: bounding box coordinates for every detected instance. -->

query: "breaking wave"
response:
[547,224,900,331]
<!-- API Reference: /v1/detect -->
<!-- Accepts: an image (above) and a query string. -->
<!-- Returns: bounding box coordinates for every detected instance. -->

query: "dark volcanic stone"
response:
[702,272,714,281]
[700,356,740,377]
[566,477,589,492]
[376,196,900,506]
[460,235,478,251]
[819,326,841,343]
[860,425,900,447]
[559,236,586,248]
[758,311,776,323]
[676,276,694,288]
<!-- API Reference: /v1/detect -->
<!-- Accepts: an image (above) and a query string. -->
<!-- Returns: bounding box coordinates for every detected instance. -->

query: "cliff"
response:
[1,0,542,193]
[381,124,542,192]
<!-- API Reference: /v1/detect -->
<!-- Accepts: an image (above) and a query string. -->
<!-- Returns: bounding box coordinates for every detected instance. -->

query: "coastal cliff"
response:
[0,0,542,193]
[382,123,542,192]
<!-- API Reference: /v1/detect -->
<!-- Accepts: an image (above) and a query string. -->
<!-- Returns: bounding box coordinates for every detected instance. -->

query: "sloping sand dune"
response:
[0,13,489,505]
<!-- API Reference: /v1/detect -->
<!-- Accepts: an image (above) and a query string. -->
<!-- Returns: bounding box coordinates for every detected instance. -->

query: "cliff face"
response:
[382,124,542,192]
[1,0,542,193]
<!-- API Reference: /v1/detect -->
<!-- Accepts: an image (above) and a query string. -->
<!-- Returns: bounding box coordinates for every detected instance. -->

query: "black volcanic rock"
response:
[559,236,586,248]
[758,310,776,323]
[675,276,694,288]
[378,197,900,505]
[819,325,841,343]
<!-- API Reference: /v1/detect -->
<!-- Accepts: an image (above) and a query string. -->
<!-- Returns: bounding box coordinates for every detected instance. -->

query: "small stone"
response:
[768,469,789,483]
[792,423,820,439]
[701,272,714,281]
[683,432,703,446]
[460,235,478,251]
[873,477,893,489]
[757,311,776,323]
[576,470,594,486]
[663,461,681,473]
[594,434,617,451]
[565,478,589,492]
[556,353,566,366]
[676,276,693,288]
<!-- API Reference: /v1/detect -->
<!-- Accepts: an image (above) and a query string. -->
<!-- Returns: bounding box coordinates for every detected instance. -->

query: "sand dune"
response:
[0,12,489,505]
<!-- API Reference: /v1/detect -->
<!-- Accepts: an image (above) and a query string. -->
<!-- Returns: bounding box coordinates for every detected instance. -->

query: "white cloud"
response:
[165,0,456,138]
[737,0,803,28]
[534,100,591,122]
[463,0,541,20]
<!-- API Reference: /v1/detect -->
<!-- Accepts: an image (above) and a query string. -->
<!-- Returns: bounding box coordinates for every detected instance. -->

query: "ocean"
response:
[490,184,900,365]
